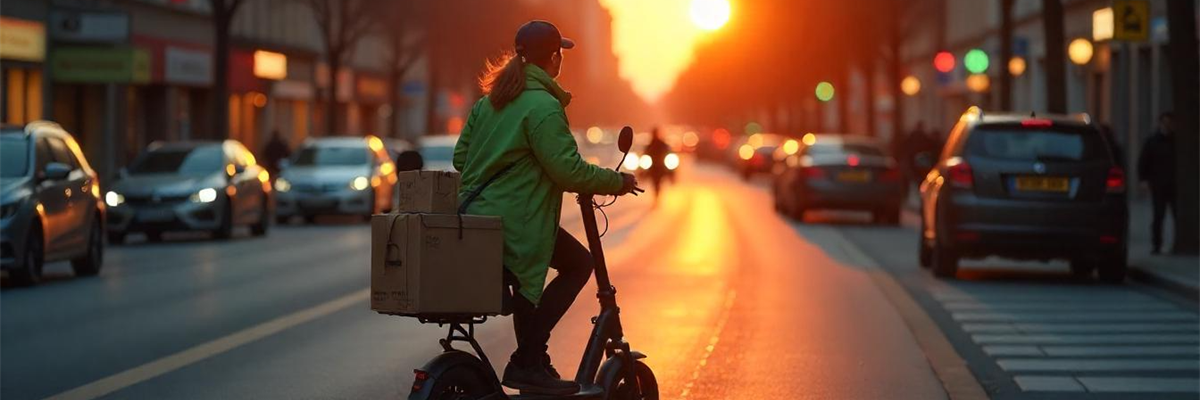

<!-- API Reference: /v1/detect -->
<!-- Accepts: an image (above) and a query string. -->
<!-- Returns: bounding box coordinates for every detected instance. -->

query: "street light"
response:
[966,74,990,93]
[1069,38,1094,65]
[901,75,921,96]
[1008,56,1027,77]
[815,81,835,102]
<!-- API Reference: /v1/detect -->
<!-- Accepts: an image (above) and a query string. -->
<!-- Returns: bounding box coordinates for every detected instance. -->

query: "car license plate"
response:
[136,209,174,222]
[837,170,871,183]
[1015,176,1069,192]
[300,197,337,209]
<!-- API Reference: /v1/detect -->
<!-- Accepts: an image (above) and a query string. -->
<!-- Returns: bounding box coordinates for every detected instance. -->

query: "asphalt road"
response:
[3,160,1195,399]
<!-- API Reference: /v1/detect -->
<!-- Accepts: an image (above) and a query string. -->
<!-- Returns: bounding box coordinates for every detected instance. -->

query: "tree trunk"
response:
[998,0,1014,110]
[1166,0,1199,254]
[1041,0,1067,113]
[326,55,340,135]
[211,16,231,140]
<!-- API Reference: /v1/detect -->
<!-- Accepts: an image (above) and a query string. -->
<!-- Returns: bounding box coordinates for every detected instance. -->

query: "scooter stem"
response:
[577,194,615,300]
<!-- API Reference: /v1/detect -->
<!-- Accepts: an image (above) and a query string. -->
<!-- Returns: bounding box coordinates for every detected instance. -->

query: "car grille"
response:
[124,194,190,206]
[292,182,345,193]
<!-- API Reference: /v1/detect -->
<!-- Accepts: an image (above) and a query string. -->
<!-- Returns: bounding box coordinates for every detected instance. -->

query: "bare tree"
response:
[375,1,425,139]
[209,0,248,140]
[1041,0,1067,113]
[302,0,376,135]
[1166,0,1199,253]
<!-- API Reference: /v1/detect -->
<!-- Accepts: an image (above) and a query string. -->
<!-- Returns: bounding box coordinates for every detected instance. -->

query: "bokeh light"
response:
[682,131,699,147]
[712,128,732,149]
[586,126,604,144]
[664,153,681,170]
[964,49,989,74]
[815,81,835,102]
[744,122,762,135]
[639,154,653,169]
[1008,56,1027,77]
[934,51,956,73]
[966,74,990,93]
[738,144,754,160]
[782,139,799,155]
[689,0,731,31]
[901,75,921,96]
[1069,38,1094,65]
[802,133,817,146]
[623,153,640,170]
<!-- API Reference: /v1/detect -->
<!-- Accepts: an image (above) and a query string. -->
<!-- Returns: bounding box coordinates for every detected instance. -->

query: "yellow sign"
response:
[0,17,46,62]
[253,50,287,80]
[1113,0,1149,41]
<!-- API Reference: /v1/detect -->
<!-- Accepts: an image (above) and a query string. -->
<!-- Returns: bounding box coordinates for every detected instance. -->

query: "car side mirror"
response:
[42,162,71,181]
[914,152,935,171]
[617,126,633,153]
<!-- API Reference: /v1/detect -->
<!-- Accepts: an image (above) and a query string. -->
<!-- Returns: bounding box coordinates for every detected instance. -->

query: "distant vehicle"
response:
[107,140,272,243]
[918,108,1128,281]
[275,136,396,223]
[773,134,904,224]
[735,133,783,180]
[417,135,459,172]
[0,122,105,285]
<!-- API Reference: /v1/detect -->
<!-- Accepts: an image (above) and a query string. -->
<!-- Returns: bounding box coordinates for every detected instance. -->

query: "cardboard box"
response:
[396,171,460,214]
[371,213,504,315]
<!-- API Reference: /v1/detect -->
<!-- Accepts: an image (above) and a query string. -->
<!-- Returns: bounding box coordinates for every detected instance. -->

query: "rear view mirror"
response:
[617,126,634,153]
[42,162,71,181]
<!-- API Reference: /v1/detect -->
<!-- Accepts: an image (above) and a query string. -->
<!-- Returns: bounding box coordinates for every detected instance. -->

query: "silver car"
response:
[106,140,273,243]
[274,136,396,223]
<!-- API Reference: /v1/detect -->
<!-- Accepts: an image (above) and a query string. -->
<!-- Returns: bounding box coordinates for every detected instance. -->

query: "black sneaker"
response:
[542,353,562,379]
[502,361,579,395]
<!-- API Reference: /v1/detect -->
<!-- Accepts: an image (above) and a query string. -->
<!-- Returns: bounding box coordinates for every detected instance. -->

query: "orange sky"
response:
[599,0,717,103]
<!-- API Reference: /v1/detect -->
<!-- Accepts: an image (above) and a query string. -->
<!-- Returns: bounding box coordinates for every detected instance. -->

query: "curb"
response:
[1128,265,1200,303]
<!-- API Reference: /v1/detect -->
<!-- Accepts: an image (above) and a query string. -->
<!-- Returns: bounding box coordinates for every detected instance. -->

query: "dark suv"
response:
[0,122,105,285]
[918,108,1128,282]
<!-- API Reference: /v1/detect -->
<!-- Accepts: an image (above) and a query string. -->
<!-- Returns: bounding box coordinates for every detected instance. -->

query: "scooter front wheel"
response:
[600,359,658,400]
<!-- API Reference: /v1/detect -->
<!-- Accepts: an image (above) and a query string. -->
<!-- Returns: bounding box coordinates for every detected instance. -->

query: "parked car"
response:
[735,133,783,180]
[0,122,104,285]
[417,135,459,172]
[274,136,396,223]
[918,108,1128,281]
[107,140,272,242]
[773,134,904,224]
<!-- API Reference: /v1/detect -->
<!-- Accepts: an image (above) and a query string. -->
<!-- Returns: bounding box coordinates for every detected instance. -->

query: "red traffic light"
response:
[934,51,956,73]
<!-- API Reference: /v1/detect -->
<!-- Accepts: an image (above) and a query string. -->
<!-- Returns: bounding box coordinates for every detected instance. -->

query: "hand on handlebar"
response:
[618,173,641,196]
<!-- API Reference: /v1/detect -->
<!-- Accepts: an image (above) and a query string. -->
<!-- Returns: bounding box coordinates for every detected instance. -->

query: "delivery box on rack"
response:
[395,171,460,214]
[370,213,504,316]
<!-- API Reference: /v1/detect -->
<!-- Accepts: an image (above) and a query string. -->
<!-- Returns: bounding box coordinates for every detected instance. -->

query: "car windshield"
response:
[805,143,885,157]
[0,132,29,178]
[420,145,454,163]
[129,146,225,175]
[293,145,368,166]
[966,127,1103,162]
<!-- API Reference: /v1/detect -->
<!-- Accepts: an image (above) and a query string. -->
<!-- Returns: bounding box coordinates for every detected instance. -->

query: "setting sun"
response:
[690,0,731,31]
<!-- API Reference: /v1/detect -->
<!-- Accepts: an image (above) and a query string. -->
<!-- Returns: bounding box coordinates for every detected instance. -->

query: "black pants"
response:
[1151,185,1176,251]
[510,228,594,366]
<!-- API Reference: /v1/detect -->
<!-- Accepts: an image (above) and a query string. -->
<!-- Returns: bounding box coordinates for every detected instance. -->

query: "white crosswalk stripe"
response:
[931,284,1200,395]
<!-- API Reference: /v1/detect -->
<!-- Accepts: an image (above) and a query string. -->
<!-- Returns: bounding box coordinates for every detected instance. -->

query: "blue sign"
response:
[1013,36,1029,57]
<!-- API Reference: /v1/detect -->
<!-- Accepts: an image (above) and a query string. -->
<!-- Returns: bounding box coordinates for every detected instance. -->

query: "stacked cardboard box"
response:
[371,171,505,316]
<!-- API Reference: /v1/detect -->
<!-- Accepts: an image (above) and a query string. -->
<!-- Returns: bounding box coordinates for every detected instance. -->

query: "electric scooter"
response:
[405,127,656,400]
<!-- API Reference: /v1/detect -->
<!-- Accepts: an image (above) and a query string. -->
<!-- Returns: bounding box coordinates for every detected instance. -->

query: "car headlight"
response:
[190,188,219,203]
[623,153,640,170]
[665,153,680,170]
[350,176,370,191]
[274,178,291,193]
[0,202,20,218]
[105,191,125,207]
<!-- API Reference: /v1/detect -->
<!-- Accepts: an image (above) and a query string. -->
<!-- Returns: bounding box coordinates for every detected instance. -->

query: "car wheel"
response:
[1097,250,1128,284]
[931,239,959,278]
[1069,258,1095,278]
[250,195,269,237]
[71,219,103,276]
[213,197,234,240]
[107,232,126,245]
[12,226,44,286]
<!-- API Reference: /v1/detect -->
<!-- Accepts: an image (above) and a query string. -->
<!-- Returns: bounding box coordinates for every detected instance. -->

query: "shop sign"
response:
[165,47,212,85]
[1112,0,1149,42]
[253,50,287,80]
[49,10,130,44]
[0,17,46,62]
[52,47,150,83]
[356,75,389,103]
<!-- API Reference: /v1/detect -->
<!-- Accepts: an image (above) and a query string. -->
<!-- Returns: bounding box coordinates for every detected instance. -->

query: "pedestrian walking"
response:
[1137,112,1177,254]
[262,130,292,179]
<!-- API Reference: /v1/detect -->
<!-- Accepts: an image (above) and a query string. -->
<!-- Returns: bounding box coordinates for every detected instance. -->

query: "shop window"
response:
[6,69,25,124]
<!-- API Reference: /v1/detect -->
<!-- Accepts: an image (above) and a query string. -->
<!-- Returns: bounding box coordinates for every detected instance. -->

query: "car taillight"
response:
[802,167,827,180]
[946,157,973,188]
[1106,167,1126,193]
[880,168,901,183]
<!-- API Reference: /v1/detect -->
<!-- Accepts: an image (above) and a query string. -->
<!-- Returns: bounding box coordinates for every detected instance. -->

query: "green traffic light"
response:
[964,49,989,74]
[815,82,835,102]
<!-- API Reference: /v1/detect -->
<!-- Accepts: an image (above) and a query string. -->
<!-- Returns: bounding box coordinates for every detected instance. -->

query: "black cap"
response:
[515,20,574,61]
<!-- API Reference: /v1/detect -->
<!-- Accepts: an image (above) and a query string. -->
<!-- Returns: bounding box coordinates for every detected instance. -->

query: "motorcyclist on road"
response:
[642,127,670,202]
[453,20,638,396]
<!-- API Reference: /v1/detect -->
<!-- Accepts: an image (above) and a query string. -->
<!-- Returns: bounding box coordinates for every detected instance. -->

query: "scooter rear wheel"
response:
[602,360,658,400]
[423,364,496,400]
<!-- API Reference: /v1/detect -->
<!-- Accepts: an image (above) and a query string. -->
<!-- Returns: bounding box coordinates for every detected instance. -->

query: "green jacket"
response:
[454,64,623,304]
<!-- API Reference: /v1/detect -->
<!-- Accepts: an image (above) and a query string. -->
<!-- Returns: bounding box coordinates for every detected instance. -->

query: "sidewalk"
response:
[1126,197,1200,301]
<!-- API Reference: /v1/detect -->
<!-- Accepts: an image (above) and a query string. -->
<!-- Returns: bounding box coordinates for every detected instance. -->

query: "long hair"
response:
[479,52,526,110]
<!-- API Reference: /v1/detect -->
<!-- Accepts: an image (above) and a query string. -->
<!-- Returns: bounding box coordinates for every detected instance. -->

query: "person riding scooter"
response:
[452,20,638,396]
[642,127,670,201]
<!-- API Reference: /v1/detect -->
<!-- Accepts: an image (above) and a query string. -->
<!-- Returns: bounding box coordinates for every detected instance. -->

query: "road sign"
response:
[1113,0,1149,41]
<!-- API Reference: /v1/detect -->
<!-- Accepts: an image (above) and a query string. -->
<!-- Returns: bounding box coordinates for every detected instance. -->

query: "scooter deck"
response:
[509,384,603,399]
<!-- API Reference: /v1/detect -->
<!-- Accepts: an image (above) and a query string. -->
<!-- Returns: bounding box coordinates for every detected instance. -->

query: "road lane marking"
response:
[972,333,1199,345]
[1041,345,1200,357]
[962,322,1199,333]
[677,290,737,399]
[952,311,1197,322]
[942,302,1177,312]
[997,358,1200,372]
[43,289,369,400]
[1012,376,1086,392]
[1075,377,1200,392]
